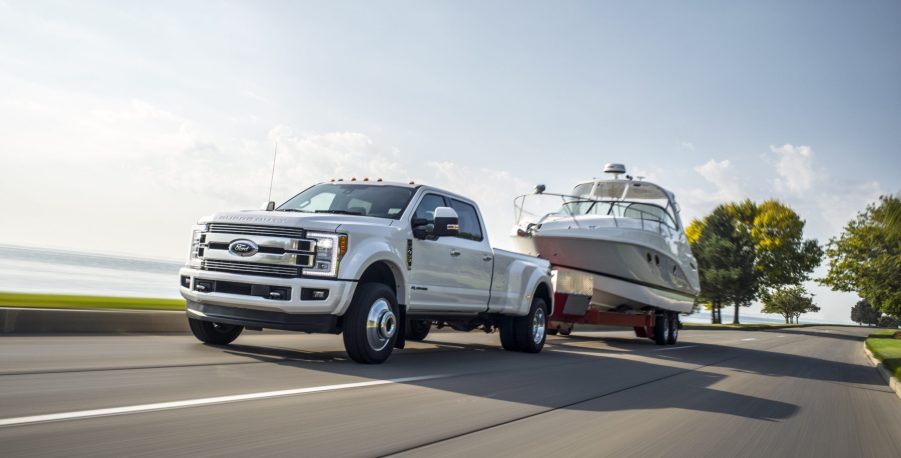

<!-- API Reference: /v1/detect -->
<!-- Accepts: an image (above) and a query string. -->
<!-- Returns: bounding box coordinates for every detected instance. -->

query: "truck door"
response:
[407,193,462,311]
[446,198,493,310]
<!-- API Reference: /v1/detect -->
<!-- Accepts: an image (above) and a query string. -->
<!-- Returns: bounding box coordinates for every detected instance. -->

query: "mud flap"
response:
[394,304,406,349]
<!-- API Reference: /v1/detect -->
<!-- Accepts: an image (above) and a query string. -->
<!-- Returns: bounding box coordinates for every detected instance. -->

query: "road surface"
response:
[1,326,899,457]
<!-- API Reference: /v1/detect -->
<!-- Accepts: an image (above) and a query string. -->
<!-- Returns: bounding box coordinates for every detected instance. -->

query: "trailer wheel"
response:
[406,319,431,341]
[342,283,399,364]
[666,312,679,345]
[547,328,559,336]
[653,314,669,345]
[512,297,548,353]
[558,324,573,336]
[188,317,243,345]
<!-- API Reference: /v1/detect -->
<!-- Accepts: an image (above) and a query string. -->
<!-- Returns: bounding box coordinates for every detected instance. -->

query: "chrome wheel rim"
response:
[532,307,546,344]
[366,298,396,351]
[671,319,679,340]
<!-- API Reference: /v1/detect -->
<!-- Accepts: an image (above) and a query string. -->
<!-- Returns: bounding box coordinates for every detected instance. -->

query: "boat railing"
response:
[513,192,673,234]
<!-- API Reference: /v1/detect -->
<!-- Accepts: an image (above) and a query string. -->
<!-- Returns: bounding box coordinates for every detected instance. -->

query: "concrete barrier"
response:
[0,308,189,334]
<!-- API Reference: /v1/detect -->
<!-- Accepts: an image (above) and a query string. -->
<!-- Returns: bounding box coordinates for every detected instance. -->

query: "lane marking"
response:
[741,338,757,341]
[0,374,449,428]
[653,345,698,351]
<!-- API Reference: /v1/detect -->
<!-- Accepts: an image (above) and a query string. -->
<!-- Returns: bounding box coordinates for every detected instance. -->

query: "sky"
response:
[1,1,899,322]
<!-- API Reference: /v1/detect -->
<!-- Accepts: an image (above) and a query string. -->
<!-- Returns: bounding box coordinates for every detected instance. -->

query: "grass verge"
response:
[683,323,802,328]
[866,329,901,380]
[0,292,185,311]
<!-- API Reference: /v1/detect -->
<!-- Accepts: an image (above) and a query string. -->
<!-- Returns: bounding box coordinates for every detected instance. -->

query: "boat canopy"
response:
[573,180,673,204]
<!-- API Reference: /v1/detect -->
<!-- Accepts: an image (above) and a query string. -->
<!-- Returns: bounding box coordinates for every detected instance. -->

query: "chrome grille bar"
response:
[202,260,301,278]
[208,223,305,239]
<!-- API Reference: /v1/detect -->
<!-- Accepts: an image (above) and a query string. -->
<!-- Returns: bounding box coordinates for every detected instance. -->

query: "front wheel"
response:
[188,317,243,345]
[510,297,548,353]
[342,283,399,364]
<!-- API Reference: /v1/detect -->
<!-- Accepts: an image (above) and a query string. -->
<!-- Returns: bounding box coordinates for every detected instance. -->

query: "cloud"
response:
[693,159,745,201]
[771,144,817,193]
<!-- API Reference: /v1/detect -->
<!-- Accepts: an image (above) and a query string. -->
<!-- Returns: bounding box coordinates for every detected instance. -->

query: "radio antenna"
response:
[267,142,278,203]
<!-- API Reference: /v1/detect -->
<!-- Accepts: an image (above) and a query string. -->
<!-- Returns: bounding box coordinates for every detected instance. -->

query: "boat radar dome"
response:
[603,163,626,179]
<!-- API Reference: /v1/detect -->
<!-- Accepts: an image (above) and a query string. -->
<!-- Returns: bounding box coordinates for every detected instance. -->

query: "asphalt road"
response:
[1,325,899,457]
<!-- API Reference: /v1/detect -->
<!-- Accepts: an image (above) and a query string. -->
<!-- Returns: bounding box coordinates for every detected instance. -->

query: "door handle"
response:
[482,255,493,261]
[450,249,461,257]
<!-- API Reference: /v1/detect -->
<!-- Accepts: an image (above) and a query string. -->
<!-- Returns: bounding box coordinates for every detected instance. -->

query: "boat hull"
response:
[522,231,698,313]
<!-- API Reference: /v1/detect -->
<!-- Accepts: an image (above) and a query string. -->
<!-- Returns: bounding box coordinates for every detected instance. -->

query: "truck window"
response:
[450,199,483,241]
[413,194,447,222]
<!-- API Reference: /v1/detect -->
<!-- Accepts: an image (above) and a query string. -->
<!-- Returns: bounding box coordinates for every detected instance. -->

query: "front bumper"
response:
[178,267,357,318]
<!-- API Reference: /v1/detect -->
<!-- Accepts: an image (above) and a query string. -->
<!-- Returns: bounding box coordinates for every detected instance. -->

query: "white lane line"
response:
[741,338,757,341]
[0,374,449,428]
[653,345,698,351]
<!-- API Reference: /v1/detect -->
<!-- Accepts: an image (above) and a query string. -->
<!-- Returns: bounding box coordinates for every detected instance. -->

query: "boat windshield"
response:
[558,200,677,229]
[514,179,681,229]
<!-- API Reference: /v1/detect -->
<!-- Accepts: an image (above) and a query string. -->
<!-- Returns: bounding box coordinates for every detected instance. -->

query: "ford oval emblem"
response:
[228,239,259,257]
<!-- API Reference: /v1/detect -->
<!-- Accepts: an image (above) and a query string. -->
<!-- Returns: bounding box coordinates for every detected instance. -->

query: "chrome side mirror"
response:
[432,207,460,238]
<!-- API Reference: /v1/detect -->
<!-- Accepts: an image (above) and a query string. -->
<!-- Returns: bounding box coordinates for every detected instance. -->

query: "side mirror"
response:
[264,201,276,211]
[432,207,459,238]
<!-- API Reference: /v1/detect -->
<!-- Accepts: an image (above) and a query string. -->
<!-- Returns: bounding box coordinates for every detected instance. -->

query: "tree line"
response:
[687,195,900,326]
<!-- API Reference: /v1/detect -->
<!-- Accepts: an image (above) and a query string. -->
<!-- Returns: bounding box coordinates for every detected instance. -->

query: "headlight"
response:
[305,232,348,277]
[188,224,208,267]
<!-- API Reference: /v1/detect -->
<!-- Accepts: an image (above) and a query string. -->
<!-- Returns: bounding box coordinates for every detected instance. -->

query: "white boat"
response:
[511,164,700,314]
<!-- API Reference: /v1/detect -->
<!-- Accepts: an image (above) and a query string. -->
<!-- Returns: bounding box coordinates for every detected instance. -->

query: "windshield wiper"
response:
[315,210,363,215]
[276,209,312,213]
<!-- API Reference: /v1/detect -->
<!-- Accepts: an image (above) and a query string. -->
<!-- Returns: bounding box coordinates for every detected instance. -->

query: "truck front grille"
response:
[202,260,301,278]
[208,223,305,239]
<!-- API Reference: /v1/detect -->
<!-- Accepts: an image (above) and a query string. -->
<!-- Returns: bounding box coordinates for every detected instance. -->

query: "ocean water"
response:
[0,245,183,299]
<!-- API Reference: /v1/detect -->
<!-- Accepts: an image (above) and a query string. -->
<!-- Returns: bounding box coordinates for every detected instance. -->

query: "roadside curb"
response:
[863,344,901,400]
[684,324,808,331]
[0,307,189,334]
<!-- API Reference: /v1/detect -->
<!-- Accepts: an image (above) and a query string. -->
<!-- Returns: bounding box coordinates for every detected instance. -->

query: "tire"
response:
[499,316,519,351]
[512,297,548,353]
[547,328,559,336]
[653,313,669,345]
[666,312,679,345]
[558,324,573,336]
[406,319,432,341]
[188,317,243,345]
[342,283,399,364]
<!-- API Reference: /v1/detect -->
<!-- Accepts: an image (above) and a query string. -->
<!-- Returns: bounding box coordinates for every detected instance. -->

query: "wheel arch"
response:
[534,281,553,314]
[358,260,406,305]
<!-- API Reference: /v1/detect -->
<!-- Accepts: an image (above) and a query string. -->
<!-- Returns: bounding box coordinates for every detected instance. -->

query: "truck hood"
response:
[200,210,394,233]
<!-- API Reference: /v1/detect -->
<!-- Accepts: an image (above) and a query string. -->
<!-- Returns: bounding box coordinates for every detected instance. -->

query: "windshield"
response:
[559,200,677,228]
[277,184,415,219]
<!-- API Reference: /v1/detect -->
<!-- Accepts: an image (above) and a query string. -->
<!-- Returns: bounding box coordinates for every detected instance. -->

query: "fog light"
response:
[301,288,330,301]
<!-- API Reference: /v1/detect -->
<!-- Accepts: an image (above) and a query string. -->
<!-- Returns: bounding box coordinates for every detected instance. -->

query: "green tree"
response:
[850,299,880,326]
[691,206,757,324]
[761,286,820,324]
[821,196,901,318]
[878,314,900,329]
[690,200,821,324]
[752,200,823,290]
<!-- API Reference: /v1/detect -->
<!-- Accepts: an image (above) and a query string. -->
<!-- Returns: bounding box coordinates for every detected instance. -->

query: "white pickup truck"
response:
[179,181,553,363]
